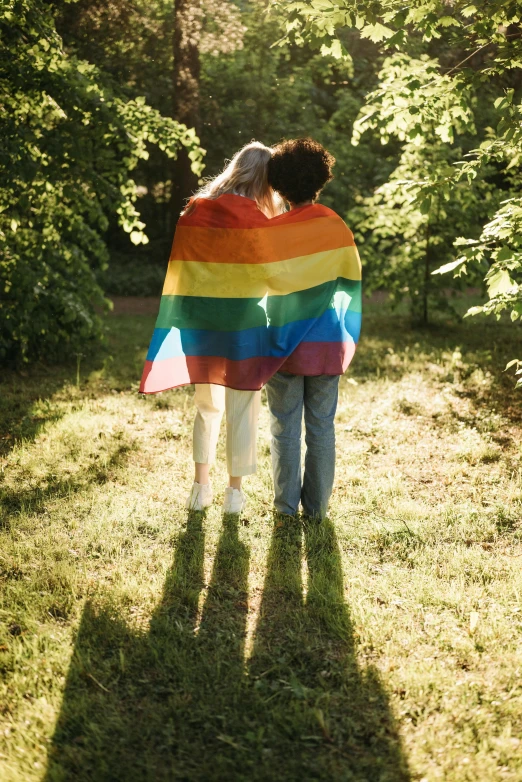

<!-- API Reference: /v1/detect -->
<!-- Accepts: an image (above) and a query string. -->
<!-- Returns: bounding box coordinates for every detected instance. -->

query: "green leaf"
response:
[320,38,343,59]
[385,29,406,47]
[419,197,432,215]
[360,23,394,43]
[432,258,465,275]
[438,16,460,27]
[496,246,513,263]
[487,269,513,297]
[465,306,485,318]
[130,230,148,245]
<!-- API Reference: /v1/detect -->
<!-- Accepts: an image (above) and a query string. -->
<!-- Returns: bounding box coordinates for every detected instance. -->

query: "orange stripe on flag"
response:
[171,216,354,265]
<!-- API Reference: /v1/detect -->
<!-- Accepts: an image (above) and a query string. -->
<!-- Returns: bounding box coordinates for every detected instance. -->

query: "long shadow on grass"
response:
[45,510,208,780]
[0,440,133,529]
[46,514,409,781]
[0,368,70,458]
[0,313,153,459]
[243,518,410,780]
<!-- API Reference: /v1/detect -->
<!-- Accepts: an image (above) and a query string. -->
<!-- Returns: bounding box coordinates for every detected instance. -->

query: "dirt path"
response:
[109,292,391,316]
[110,296,161,315]
[109,289,481,317]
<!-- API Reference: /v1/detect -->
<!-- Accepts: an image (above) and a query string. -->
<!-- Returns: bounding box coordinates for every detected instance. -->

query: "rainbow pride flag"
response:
[139,194,361,393]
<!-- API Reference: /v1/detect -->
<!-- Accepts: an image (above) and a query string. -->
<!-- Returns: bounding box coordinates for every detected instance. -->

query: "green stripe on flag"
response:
[155,278,361,332]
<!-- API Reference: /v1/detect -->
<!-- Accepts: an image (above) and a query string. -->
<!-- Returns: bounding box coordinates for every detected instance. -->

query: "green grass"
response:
[1,305,522,781]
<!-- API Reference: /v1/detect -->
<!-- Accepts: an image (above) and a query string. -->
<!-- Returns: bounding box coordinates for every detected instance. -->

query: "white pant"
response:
[193,384,261,476]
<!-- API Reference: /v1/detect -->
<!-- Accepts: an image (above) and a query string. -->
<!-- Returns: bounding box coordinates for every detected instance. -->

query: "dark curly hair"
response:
[267,138,335,205]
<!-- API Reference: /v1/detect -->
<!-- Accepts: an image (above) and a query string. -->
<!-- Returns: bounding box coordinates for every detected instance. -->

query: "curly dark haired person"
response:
[267,137,335,207]
[265,138,361,519]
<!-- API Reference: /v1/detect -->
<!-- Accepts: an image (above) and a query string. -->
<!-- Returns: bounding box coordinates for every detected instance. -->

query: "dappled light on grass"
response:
[0,308,521,781]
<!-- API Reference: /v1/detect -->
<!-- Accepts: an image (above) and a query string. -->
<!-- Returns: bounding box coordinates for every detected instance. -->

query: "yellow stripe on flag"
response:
[162,246,362,298]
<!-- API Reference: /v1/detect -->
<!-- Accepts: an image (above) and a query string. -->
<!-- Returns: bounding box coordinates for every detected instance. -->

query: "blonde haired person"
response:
[184,141,283,514]
[184,140,282,219]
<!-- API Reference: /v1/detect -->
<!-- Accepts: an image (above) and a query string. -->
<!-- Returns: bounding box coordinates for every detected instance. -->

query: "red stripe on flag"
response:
[139,341,356,394]
[280,340,356,375]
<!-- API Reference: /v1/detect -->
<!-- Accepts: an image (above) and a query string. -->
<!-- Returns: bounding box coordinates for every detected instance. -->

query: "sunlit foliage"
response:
[274,0,522,367]
[0,0,203,363]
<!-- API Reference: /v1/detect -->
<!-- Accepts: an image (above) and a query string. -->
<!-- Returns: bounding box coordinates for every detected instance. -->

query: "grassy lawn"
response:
[1,304,522,781]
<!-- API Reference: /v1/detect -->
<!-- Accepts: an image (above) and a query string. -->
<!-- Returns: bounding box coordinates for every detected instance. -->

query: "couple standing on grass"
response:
[140,138,362,519]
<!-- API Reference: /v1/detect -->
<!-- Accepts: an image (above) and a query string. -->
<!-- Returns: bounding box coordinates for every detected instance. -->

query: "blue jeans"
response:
[265,372,340,518]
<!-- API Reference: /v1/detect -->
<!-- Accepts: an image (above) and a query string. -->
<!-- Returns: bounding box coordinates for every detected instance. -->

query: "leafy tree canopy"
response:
[0,0,203,363]
[273,0,522,378]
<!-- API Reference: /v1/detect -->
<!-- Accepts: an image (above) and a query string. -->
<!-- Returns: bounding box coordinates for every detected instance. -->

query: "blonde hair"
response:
[185,141,283,218]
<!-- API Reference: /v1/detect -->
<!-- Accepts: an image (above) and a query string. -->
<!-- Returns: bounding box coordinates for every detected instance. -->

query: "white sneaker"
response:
[223,487,246,515]
[185,482,213,511]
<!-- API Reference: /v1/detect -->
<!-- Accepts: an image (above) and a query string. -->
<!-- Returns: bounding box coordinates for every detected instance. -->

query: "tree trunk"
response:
[423,217,431,326]
[171,0,202,223]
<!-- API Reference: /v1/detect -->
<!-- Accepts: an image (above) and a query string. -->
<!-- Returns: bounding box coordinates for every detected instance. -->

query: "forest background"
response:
[1,0,521,378]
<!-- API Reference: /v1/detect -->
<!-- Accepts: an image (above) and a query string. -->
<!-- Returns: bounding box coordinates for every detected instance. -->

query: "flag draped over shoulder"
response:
[139,194,362,393]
